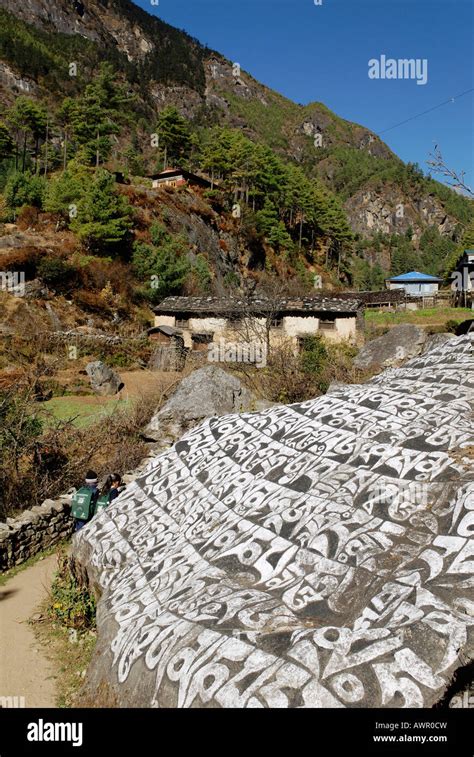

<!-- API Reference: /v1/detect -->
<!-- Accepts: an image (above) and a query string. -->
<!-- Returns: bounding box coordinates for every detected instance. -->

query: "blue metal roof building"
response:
[386,271,442,296]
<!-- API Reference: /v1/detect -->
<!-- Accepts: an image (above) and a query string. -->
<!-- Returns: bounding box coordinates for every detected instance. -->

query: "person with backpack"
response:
[93,473,122,516]
[71,470,100,532]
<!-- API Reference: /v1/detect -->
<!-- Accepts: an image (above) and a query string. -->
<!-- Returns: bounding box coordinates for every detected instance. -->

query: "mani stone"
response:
[73,335,474,709]
[142,365,258,445]
[353,323,427,370]
[422,333,454,354]
[85,361,124,396]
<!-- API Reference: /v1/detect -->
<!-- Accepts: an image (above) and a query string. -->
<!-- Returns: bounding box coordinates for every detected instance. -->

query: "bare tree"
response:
[427,145,473,197]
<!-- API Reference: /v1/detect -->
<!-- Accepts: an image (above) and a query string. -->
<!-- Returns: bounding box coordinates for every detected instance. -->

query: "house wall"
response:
[155,313,357,351]
[328,317,357,341]
[388,282,439,295]
[152,175,186,189]
[155,315,176,330]
[283,316,319,337]
[283,315,356,342]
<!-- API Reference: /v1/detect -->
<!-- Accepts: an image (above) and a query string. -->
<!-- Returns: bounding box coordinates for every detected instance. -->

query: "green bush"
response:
[445,319,461,333]
[4,171,46,211]
[132,222,191,301]
[50,552,96,631]
[37,257,77,291]
[300,334,329,374]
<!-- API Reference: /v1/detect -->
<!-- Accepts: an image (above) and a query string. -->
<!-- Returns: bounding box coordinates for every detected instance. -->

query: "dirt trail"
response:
[0,555,58,707]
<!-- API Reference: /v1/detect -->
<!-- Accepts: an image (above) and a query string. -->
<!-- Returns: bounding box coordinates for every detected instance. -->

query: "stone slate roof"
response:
[154,295,363,316]
[74,334,474,709]
[335,290,408,304]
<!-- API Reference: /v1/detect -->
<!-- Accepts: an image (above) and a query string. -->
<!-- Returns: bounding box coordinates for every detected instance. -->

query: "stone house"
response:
[152,296,364,355]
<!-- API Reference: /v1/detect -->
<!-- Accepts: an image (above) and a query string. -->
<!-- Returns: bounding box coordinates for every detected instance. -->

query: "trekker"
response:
[94,473,123,516]
[71,470,99,532]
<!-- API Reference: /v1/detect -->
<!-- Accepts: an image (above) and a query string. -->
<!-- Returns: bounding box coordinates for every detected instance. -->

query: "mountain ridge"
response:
[0,0,472,281]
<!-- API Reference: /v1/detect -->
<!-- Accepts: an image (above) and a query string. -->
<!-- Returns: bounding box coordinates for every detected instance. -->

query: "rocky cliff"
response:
[1,0,470,247]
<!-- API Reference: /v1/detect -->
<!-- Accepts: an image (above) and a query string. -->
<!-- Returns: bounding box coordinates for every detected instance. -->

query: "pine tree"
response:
[132,222,191,301]
[70,64,130,167]
[155,106,191,169]
[56,98,76,169]
[70,169,133,253]
[0,122,14,160]
[6,97,47,172]
[43,162,87,222]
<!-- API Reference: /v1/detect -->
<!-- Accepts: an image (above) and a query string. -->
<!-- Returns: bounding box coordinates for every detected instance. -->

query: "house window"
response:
[192,333,213,345]
[192,333,213,351]
[175,318,190,329]
[271,317,283,329]
[318,319,336,331]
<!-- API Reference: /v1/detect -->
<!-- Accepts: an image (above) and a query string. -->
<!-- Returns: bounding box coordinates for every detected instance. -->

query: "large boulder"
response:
[143,365,261,445]
[422,332,453,354]
[85,361,124,396]
[354,324,427,370]
[73,335,474,709]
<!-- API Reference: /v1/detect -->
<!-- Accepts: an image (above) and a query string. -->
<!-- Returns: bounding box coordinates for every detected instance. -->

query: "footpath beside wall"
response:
[0,449,159,572]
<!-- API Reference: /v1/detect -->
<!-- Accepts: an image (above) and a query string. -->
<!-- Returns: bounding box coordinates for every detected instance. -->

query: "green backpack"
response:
[71,487,96,521]
[94,493,110,516]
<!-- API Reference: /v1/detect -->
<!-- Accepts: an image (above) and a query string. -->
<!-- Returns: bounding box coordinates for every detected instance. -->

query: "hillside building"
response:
[149,168,214,190]
[153,295,364,355]
[385,271,442,297]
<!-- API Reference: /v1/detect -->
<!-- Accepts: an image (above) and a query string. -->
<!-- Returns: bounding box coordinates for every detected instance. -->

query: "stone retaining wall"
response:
[0,495,74,571]
[0,450,159,573]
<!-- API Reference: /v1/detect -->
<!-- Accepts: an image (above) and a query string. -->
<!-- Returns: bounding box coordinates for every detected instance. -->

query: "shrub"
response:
[446,319,460,333]
[0,246,41,277]
[299,335,328,374]
[5,171,46,212]
[43,167,85,223]
[132,222,191,301]
[0,375,164,519]
[37,257,78,292]
[50,551,96,631]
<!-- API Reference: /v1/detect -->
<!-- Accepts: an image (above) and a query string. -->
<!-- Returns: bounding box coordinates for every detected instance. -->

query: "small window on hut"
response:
[318,319,336,331]
[175,317,190,329]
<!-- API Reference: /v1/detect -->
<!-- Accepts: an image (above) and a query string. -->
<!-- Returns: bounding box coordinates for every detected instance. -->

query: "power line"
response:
[377,87,474,135]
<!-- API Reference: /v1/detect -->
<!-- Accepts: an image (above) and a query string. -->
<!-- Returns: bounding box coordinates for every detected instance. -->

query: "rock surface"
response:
[354,324,427,370]
[74,335,474,708]
[422,332,453,354]
[85,361,123,396]
[143,365,259,445]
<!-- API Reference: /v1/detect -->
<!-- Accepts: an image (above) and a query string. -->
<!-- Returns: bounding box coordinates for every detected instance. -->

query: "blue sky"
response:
[135,0,473,190]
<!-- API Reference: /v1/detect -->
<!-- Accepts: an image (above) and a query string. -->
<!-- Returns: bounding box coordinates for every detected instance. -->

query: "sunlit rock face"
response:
[74,335,474,708]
